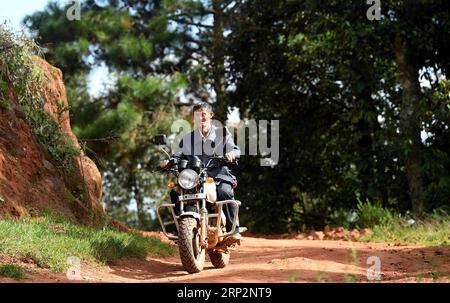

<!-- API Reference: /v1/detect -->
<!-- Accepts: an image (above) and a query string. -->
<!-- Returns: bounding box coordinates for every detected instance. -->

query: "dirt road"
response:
[11,235,448,283]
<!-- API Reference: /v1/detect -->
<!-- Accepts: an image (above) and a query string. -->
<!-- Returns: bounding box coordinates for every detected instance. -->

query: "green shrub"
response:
[0,264,25,280]
[356,198,394,228]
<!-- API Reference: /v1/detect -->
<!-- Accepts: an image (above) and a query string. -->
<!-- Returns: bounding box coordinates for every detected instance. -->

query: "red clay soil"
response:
[0,57,103,224]
[2,235,448,283]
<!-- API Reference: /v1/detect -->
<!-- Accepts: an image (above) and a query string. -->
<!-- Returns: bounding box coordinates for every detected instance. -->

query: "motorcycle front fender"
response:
[180,212,201,221]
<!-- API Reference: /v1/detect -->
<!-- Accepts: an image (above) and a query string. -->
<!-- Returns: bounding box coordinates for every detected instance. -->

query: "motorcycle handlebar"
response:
[207,155,239,168]
[153,155,238,172]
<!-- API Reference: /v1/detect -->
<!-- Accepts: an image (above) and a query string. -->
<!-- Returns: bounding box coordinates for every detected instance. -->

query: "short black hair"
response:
[192,102,213,114]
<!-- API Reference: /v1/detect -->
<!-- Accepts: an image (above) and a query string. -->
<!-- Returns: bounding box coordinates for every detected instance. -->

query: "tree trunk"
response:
[211,0,227,122]
[127,163,147,229]
[135,191,146,229]
[394,34,425,215]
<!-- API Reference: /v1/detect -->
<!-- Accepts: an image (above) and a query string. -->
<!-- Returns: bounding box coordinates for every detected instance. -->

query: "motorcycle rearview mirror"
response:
[153,134,167,145]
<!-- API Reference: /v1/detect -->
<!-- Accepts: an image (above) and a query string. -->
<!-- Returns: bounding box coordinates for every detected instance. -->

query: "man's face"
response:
[194,109,213,130]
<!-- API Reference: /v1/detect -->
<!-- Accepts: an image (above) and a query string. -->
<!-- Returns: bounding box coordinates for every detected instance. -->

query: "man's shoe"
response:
[227,231,242,243]
[239,227,247,233]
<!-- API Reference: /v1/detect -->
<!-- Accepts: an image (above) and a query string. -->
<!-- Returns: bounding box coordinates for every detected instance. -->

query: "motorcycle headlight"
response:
[178,169,199,189]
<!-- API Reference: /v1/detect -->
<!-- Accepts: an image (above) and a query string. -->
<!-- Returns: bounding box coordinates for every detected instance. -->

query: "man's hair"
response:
[192,102,213,114]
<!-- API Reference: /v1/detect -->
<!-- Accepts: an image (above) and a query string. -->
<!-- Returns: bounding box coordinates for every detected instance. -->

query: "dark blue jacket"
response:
[173,124,240,184]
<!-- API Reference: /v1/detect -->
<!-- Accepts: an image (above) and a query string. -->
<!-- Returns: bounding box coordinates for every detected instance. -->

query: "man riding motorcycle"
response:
[160,102,242,243]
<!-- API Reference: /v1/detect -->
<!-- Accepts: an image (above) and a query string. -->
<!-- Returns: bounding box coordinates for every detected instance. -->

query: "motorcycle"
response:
[152,134,243,273]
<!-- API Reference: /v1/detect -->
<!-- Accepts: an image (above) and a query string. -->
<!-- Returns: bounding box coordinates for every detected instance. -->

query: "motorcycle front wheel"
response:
[178,217,205,273]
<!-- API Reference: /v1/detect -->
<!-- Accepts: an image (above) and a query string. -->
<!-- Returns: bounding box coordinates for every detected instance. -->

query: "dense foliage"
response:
[226,0,450,232]
[24,0,449,232]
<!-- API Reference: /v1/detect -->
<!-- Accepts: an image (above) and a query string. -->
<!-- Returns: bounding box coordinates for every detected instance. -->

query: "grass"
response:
[360,215,450,247]
[355,198,394,228]
[356,203,450,247]
[0,264,25,280]
[0,213,176,273]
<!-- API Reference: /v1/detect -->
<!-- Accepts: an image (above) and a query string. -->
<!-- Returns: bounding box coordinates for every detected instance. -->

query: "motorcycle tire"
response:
[178,217,205,273]
[208,250,230,268]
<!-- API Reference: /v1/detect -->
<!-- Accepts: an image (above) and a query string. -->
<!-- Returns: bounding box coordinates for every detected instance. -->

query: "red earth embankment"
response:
[0,56,103,224]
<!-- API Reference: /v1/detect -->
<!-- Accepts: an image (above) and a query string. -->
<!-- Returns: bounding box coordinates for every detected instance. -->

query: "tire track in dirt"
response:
[78,237,450,283]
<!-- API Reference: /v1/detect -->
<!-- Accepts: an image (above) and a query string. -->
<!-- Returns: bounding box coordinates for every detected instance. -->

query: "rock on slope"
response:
[0,56,104,224]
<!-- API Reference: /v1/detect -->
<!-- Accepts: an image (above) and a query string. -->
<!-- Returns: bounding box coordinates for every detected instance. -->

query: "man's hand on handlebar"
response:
[159,159,169,168]
[225,151,235,163]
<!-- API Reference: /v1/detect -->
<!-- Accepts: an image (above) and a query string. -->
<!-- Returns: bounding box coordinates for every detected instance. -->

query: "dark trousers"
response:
[170,182,239,232]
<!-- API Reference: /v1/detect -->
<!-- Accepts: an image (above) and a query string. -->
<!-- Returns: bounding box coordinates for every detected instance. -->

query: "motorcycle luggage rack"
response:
[156,200,241,241]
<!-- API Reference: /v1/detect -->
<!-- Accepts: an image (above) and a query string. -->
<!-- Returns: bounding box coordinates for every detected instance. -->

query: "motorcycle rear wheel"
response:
[208,250,230,268]
[178,217,205,273]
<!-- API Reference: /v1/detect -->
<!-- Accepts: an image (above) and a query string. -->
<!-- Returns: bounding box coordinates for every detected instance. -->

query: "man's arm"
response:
[224,128,240,162]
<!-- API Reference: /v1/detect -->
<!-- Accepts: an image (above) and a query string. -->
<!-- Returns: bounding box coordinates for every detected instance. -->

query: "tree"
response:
[25,0,192,228]
[226,0,449,231]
